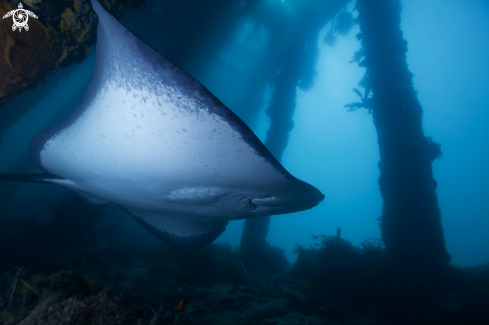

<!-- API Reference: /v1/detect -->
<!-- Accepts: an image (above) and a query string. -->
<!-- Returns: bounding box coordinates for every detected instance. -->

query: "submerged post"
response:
[354,0,450,269]
[239,0,349,274]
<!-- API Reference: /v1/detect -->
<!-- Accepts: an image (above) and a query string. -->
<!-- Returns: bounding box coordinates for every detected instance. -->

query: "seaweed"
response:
[290,231,489,325]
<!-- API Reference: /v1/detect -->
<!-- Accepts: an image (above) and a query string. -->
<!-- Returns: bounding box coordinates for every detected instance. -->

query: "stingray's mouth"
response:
[238,196,280,213]
[238,193,323,215]
[238,198,258,212]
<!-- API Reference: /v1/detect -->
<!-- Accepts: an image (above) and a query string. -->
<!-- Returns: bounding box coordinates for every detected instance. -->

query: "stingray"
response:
[0,0,324,250]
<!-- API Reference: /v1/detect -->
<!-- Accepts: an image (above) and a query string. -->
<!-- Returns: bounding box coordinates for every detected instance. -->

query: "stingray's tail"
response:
[0,173,64,184]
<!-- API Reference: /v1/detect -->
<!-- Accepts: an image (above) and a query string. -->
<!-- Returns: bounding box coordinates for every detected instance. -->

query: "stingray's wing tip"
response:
[90,0,102,12]
[90,0,111,21]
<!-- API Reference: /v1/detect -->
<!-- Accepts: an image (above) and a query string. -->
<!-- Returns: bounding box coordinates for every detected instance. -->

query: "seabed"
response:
[1,196,488,325]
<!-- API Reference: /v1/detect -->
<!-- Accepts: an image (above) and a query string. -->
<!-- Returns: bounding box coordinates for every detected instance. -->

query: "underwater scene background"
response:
[0,0,488,324]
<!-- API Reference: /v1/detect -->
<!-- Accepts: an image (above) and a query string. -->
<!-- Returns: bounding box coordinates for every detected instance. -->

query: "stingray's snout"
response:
[304,185,325,208]
[316,190,326,204]
[251,182,324,215]
[318,191,326,203]
[291,182,324,212]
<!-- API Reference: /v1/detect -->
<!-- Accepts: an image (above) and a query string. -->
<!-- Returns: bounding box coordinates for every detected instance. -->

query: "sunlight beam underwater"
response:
[0,0,324,250]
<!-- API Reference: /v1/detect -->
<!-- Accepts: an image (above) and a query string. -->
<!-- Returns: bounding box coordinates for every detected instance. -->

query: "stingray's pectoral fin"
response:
[0,173,65,184]
[121,208,228,251]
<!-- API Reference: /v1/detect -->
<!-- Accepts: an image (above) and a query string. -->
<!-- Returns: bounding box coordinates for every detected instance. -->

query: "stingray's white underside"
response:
[41,84,285,236]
